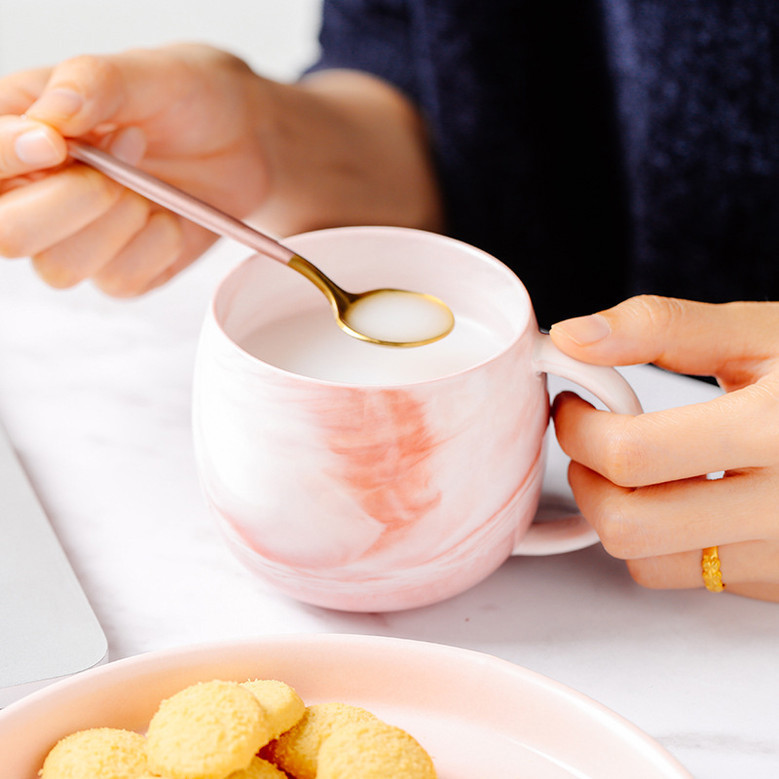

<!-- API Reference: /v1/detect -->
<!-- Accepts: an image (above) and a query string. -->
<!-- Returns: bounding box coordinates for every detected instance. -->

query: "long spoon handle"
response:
[67,140,296,265]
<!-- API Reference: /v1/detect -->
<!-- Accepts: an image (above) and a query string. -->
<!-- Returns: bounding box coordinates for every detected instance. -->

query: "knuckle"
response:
[92,261,134,296]
[63,167,124,219]
[93,280,135,298]
[81,167,122,209]
[120,189,152,224]
[92,257,140,297]
[747,379,779,414]
[0,201,39,256]
[625,559,666,590]
[95,212,183,297]
[621,294,686,333]
[62,54,121,95]
[94,264,153,297]
[591,497,642,559]
[0,221,26,258]
[598,422,648,486]
[31,254,81,289]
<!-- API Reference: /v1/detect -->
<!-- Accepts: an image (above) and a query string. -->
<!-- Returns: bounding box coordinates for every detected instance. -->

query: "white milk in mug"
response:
[240,305,502,385]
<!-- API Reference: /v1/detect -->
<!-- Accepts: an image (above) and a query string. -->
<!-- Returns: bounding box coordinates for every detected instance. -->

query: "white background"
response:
[0,0,321,81]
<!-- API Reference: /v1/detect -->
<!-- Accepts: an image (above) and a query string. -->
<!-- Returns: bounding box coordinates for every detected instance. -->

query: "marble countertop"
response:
[1,241,777,777]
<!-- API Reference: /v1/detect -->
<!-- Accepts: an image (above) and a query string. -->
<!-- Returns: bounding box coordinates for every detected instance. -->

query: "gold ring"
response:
[701,546,726,592]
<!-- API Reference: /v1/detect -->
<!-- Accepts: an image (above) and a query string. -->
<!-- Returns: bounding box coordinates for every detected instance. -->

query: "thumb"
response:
[549,295,779,382]
[24,54,126,137]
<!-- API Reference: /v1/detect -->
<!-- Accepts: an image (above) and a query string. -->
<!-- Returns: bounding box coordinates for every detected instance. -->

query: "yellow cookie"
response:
[41,727,147,779]
[317,720,437,778]
[226,755,289,778]
[241,679,305,740]
[263,702,378,779]
[145,679,270,779]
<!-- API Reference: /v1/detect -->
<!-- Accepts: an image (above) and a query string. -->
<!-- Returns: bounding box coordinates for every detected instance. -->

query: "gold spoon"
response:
[67,141,454,347]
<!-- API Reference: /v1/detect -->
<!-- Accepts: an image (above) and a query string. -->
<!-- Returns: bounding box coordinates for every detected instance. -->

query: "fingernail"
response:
[109,126,147,165]
[30,87,83,120]
[551,314,611,345]
[14,128,62,166]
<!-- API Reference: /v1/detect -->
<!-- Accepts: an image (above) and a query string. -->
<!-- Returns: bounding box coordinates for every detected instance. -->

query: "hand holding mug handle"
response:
[512,332,643,555]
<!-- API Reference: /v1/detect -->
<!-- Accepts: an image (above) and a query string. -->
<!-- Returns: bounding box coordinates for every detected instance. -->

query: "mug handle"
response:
[512,332,644,556]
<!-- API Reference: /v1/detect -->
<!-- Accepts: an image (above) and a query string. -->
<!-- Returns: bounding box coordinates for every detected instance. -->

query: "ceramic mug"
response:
[193,226,642,611]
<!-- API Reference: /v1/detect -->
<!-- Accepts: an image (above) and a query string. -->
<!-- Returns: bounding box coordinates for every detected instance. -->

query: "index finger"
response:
[23,47,216,138]
[550,297,779,389]
[552,381,779,487]
[0,67,52,114]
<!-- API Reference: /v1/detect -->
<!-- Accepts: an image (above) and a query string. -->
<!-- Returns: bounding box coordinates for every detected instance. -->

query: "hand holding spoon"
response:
[67,141,454,347]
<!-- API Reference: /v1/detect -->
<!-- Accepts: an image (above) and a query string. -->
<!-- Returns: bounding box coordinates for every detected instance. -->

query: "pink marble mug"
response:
[193,226,641,611]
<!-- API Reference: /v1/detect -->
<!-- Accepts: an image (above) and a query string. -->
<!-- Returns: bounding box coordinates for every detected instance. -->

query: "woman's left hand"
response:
[550,295,779,602]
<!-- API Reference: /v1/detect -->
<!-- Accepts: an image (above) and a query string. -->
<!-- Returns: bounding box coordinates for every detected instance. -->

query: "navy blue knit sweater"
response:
[308,0,779,326]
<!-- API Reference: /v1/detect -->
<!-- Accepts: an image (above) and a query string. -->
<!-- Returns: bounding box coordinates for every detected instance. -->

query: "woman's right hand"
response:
[0,44,272,296]
[0,43,442,297]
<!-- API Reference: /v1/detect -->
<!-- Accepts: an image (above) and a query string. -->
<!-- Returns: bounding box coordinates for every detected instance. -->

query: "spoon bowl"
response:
[66,141,454,347]
[287,254,454,347]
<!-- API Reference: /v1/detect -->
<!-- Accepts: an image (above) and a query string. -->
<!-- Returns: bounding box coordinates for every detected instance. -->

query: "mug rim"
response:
[207,225,536,389]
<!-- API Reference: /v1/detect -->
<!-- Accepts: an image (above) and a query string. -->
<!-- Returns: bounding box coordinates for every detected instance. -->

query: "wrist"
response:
[247,70,444,236]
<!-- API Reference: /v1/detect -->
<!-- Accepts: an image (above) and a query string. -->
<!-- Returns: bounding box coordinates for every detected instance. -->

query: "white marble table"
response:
[1,241,777,777]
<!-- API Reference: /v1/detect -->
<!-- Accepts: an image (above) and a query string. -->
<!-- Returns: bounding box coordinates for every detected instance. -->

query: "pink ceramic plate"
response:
[0,634,690,778]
